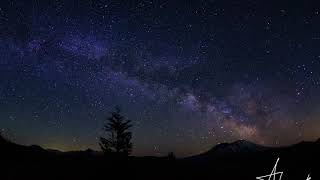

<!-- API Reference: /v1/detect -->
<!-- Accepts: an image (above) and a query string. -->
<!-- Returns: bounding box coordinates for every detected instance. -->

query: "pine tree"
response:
[99,107,132,157]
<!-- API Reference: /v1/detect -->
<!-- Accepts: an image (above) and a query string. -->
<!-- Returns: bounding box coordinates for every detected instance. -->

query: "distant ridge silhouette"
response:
[1,136,319,159]
[1,135,320,180]
[205,140,267,154]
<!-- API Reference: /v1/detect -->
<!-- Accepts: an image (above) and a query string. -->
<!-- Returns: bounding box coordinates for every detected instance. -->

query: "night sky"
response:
[1,0,320,157]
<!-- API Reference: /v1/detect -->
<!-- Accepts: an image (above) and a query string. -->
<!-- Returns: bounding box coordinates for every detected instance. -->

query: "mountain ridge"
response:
[1,135,320,159]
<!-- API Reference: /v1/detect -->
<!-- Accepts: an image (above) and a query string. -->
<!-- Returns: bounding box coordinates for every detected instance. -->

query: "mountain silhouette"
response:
[206,140,267,154]
[1,136,319,180]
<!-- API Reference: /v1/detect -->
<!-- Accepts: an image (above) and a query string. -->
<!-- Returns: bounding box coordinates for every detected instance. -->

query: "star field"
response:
[1,0,320,157]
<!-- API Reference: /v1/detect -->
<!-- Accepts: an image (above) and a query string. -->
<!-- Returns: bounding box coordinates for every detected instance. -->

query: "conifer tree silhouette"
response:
[99,107,132,157]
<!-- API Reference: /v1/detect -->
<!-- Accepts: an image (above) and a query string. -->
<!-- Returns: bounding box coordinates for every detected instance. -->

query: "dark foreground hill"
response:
[1,136,320,180]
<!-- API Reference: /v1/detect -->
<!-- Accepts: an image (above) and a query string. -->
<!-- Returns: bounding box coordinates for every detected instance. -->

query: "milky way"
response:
[1,0,320,156]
